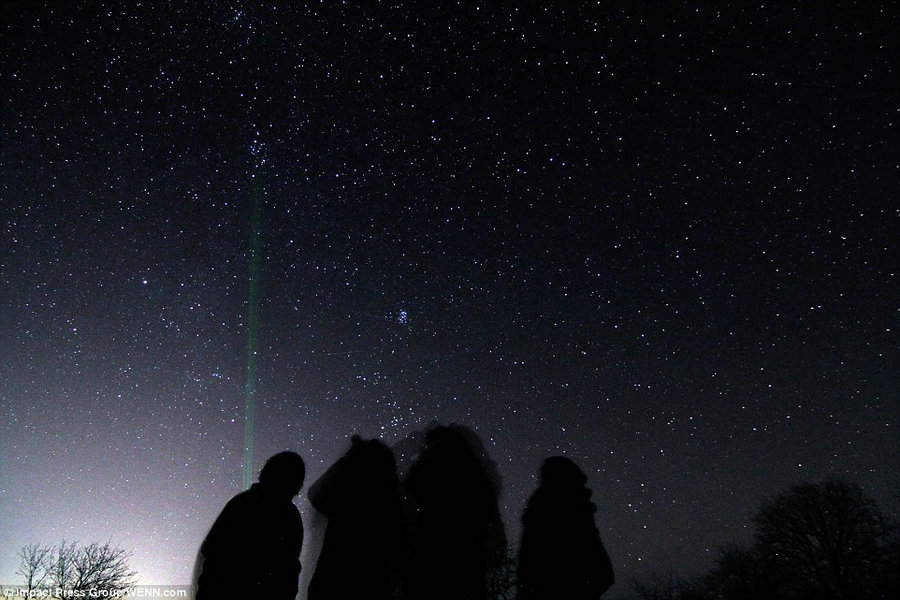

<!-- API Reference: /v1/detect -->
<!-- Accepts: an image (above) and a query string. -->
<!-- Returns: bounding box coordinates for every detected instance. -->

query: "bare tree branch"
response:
[17,541,136,596]
[16,543,52,592]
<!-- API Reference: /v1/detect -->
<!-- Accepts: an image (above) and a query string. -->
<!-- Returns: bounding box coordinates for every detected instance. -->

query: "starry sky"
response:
[1,2,897,596]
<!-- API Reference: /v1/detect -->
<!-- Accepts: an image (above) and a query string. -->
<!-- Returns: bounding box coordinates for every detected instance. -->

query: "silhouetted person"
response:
[307,435,405,600]
[195,451,305,600]
[517,456,614,600]
[402,424,506,600]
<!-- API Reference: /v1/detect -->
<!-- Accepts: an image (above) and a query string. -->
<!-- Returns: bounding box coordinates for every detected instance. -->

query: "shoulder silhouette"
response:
[517,456,614,600]
[307,435,405,600]
[402,424,506,600]
[195,451,306,600]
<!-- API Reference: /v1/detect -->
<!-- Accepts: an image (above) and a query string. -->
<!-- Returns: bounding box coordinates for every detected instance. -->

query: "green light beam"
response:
[243,188,261,490]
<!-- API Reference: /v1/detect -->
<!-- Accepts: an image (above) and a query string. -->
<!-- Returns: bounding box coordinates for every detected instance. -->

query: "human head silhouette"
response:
[348,434,397,476]
[540,456,587,489]
[259,451,306,497]
[423,425,471,457]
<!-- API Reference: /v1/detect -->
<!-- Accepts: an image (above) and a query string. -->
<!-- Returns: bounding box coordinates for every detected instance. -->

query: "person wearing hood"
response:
[517,456,614,600]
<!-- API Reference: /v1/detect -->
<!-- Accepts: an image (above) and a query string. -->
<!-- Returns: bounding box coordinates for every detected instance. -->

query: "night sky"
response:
[1,2,897,596]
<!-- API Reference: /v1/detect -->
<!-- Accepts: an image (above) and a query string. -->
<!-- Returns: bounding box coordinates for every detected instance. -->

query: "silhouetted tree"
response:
[631,479,898,600]
[752,480,893,599]
[16,543,52,592]
[17,541,136,595]
[487,547,517,600]
[705,544,779,600]
[629,571,697,600]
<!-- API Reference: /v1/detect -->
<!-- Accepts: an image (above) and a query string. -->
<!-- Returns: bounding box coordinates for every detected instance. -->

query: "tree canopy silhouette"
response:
[751,479,896,599]
[630,479,899,600]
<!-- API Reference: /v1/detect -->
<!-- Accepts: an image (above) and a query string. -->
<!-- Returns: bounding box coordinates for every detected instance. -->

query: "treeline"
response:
[16,541,135,594]
[629,480,900,600]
